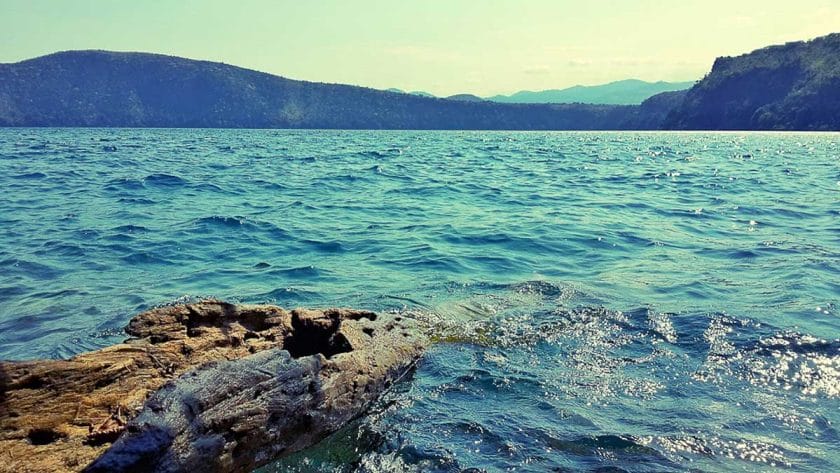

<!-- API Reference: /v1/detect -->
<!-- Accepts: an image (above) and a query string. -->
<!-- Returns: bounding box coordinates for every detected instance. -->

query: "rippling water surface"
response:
[1,129,838,472]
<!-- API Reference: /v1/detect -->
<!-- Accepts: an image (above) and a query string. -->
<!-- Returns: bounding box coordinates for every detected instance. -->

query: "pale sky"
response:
[1,0,839,96]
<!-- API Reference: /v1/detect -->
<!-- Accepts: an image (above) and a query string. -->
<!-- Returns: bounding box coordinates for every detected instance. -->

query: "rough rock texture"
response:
[0,301,426,473]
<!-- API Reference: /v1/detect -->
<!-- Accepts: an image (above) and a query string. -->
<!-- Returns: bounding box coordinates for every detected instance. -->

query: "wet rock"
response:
[0,301,426,473]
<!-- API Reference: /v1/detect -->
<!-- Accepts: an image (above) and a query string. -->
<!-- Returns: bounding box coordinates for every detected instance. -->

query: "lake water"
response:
[0,129,838,472]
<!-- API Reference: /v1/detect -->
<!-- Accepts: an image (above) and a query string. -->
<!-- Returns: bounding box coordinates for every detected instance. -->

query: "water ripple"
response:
[1,129,838,472]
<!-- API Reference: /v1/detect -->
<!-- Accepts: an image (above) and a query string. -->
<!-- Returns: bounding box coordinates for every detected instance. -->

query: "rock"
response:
[0,301,427,473]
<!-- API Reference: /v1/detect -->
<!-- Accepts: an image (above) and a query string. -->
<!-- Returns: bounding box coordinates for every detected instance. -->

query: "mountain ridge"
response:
[487,79,696,105]
[2,33,840,130]
[0,50,665,129]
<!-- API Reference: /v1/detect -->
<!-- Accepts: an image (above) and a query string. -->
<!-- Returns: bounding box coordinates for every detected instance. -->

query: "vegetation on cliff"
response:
[665,33,840,130]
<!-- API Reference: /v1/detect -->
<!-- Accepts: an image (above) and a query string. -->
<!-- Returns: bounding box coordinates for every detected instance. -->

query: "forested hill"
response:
[2,34,839,131]
[0,50,659,130]
[665,33,840,130]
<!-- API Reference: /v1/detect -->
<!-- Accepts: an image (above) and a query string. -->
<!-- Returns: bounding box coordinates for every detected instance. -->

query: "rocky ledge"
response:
[0,301,427,473]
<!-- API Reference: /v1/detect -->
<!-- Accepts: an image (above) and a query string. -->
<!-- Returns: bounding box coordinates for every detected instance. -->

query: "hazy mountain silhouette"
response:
[487,79,695,105]
[385,88,436,98]
[445,94,485,102]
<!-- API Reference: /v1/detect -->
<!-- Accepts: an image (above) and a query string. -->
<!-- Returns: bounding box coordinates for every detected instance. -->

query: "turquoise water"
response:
[1,129,838,472]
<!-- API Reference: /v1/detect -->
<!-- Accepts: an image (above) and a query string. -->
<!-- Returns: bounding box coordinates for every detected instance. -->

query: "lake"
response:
[0,129,838,472]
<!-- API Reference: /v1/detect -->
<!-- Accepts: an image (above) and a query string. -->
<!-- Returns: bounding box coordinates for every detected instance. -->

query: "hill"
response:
[665,33,840,130]
[0,50,662,129]
[385,88,436,98]
[445,94,484,102]
[3,34,839,131]
[487,79,695,105]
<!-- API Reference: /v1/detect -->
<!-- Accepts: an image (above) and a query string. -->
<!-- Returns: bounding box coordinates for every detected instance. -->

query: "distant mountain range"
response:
[487,79,696,105]
[0,33,838,130]
[445,94,485,102]
[385,89,486,102]
[0,51,672,129]
[385,80,694,105]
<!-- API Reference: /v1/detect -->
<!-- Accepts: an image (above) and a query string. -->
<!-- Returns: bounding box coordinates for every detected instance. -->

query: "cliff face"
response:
[665,33,840,131]
[0,51,656,130]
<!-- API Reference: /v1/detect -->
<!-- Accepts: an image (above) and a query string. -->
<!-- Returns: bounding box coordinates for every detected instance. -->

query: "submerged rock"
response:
[0,301,426,473]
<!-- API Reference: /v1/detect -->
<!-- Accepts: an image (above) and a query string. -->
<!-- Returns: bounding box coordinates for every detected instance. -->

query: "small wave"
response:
[315,174,365,184]
[384,185,444,196]
[25,288,89,300]
[1,258,63,280]
[266,265,323,279]
[194,215,248,227]
[251,179,287,191]
[441,232,515,246]
[117,197,157,205]
[111,224,149,233]
[505,280,576,298]
[35,241,86,257]
[143,173,188,187]
[697,318,840,397]
[380,255,468,272]
[254,287,321,304]
[357,150,390,159]
[441,232,561,255]
[197,182,231,194]
[104,177,146,191]
[645,434,795,468]
[121,252,175,265]
[11,172,47,179]
[0,284,29,302]
[286,200,321,211]
[194,215,288,237]
[541,433,662,457]
[739,332,840,397]
[698,248,761,260]
[302,239,345,253]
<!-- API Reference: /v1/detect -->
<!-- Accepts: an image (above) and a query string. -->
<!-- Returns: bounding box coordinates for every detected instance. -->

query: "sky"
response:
[1,0,839,96]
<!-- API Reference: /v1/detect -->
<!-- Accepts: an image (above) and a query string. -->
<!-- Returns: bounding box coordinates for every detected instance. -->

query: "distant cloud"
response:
[607,57,661,67]
[720,15,758,28]
[523,65,551,75]
[794,8,840,41]
[381,44,462,62]
[566,56,705,69]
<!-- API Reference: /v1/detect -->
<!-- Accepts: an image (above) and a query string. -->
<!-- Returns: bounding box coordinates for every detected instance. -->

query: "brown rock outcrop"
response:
[0,301,426,473]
